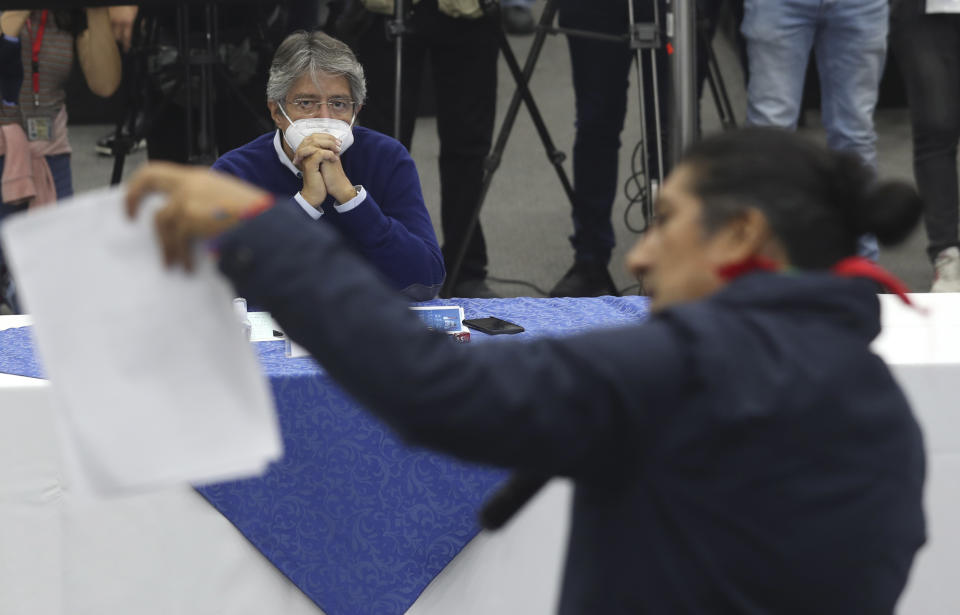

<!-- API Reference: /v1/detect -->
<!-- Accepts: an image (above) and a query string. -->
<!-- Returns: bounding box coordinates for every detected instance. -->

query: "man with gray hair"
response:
[212,30,445,301]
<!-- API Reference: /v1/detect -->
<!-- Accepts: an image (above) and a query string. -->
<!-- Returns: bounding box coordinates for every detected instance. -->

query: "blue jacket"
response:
[213,128,445,300]
[218,202,926,614]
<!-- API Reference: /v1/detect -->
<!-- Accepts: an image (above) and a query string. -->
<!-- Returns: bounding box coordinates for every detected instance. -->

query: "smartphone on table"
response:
[462,316,524,335]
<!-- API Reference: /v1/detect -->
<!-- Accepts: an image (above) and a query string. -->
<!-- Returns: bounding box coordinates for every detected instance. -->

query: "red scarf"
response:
[717,255,916,307]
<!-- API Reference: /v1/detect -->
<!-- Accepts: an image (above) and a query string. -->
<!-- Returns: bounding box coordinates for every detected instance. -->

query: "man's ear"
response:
[267,101,284,129]
[710,208,775,266]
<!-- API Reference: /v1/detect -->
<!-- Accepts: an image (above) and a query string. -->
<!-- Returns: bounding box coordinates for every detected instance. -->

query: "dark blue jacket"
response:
[218,202,926,614]
[213,127,445,300]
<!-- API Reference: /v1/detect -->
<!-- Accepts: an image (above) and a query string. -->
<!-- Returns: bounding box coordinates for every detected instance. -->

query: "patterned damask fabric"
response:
[0,296,650,614]
[0,325,44,378]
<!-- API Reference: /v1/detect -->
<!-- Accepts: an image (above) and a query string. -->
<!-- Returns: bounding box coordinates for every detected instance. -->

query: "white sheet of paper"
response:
[248,311,280,342]
[0,187,282,495]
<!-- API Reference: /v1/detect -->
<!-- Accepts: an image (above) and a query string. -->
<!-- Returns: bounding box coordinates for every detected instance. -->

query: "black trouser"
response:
[556,0,719,267]
[890,1,960,261]
[355,1,499,282]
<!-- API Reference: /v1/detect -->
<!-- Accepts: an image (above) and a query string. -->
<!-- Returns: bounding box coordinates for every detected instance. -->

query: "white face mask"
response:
[279,104,355,155]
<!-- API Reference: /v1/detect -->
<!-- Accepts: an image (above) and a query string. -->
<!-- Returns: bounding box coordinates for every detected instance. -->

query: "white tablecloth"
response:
[1,293,958,614]
[0,314,568,615]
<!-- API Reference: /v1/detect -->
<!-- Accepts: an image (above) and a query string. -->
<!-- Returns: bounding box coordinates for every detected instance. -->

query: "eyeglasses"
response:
[285,97,357,119]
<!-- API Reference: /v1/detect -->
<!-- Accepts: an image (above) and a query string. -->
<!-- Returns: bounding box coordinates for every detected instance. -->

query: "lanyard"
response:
[27,10,49,107]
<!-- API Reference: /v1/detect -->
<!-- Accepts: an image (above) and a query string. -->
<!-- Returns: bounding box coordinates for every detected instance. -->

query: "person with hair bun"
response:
[126,127,926,614]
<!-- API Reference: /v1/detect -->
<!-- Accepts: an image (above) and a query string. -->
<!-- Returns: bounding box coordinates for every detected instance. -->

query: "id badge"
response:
[26,115,54,141]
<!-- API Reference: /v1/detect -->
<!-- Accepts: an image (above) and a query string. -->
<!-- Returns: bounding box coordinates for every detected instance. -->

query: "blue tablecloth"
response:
[0,296,650,614]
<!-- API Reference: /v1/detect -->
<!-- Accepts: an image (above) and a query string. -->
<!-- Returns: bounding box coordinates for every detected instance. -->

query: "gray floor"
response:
[67,10,933,297]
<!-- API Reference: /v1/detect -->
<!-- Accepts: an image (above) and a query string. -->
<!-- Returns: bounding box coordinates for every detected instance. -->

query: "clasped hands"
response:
[293,133,356,207]
[124,133,356,270]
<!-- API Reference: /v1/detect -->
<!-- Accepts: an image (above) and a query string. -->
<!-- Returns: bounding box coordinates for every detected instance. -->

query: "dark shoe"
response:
[450,277,500,299]
[502,5,535,35]
[549,261,619,297]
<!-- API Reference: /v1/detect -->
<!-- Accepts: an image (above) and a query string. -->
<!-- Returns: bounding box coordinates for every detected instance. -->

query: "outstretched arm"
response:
[126,163,685,479]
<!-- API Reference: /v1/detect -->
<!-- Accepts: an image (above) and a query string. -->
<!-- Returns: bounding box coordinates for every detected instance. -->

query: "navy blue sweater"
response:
[212,128,444,300]
[219,202,926,614]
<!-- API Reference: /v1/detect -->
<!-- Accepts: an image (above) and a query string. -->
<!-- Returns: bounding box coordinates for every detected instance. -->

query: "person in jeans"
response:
[741,0,888,260]
[891,0,960,291]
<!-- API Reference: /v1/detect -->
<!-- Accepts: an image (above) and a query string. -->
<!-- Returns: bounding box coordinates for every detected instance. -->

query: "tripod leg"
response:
[703,30,737,129]
[177,5,194,162]
[109,57,133,185]
[393,0,405,140]
[495,27,574,201]
[441,0,575,295]
[195,4,215,161]
[110,12,150,185]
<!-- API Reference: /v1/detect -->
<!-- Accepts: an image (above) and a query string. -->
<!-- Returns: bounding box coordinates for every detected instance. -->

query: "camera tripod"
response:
[427,0,723,297]
[107,1,278,183]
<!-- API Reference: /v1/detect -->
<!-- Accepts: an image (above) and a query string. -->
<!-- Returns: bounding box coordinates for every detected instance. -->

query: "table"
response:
[0,296,648,615]
[1,293,957,613]
[873,294,960,614]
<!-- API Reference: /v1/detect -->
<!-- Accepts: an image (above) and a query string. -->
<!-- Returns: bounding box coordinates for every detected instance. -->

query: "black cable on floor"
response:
[618,282,643,296]
[623,140,653,234]
[486,275,646,299]
[486,276,551,297]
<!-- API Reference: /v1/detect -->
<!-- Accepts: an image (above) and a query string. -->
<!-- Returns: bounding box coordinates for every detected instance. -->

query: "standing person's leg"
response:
[0,153,71,314]
[355,11,426,149]
[0,157,27,314]
[814,0,887,261]
[45,153,73,200]
[891,3,960,289]
[741,0,817,129]
[815,0,887,171]
[550,3,632,297]
[430,10,499,297]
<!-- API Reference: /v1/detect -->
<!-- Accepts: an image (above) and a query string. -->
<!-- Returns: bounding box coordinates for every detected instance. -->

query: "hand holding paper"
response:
[125,162,274,270]
[0,184,282,494]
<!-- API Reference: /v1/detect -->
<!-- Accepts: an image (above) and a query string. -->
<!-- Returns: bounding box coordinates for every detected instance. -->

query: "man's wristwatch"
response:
[337,185,361,204]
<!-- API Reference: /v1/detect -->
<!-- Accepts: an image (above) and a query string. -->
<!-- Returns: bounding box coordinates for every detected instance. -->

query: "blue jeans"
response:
[742,0,885,259]
[741,0,888,170]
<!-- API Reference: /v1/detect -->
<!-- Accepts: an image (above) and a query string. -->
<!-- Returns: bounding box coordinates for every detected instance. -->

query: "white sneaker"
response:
[931,246,960,292]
